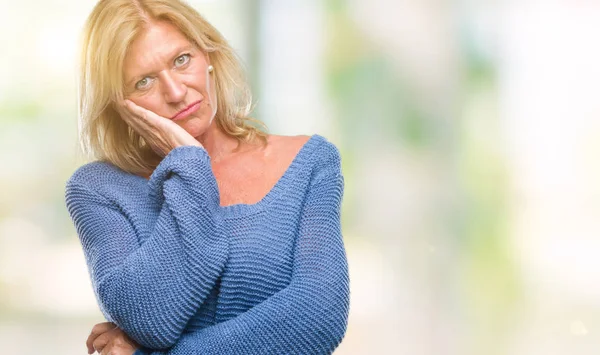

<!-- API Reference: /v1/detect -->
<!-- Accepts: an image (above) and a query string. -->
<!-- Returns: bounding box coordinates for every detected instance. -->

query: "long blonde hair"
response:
[78,0,268,176]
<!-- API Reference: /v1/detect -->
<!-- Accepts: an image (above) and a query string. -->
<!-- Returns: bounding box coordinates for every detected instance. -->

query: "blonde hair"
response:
[78,0,268,177]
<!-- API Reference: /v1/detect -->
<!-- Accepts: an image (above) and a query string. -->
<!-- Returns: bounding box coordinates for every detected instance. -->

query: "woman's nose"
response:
[161,72,187,103]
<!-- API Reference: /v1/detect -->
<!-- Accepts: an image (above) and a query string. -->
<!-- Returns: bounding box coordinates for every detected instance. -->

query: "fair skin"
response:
[87,20,310,354]
[86,322,137,355]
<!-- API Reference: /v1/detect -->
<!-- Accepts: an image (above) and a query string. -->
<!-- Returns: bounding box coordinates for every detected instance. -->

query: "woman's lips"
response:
[172,100,202,121]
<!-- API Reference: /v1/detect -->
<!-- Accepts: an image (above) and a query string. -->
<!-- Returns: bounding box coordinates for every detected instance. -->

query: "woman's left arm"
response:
[137,165,350,355]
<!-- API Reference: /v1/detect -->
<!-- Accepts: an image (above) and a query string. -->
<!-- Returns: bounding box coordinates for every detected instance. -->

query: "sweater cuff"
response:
[147,145,219,206]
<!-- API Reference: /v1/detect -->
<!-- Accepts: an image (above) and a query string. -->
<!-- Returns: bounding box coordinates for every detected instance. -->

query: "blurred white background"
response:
[1,0,600,354]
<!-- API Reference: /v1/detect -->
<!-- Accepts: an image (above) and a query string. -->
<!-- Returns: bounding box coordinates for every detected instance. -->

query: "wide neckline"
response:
[218,133,324,218]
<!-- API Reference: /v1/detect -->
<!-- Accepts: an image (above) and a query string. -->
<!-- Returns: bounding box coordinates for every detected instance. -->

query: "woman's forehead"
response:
[123,23,197,77]
[129,21,192,55]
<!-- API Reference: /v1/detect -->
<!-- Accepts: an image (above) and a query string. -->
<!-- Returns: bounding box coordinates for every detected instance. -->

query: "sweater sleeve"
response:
[65,146,228,350]
[138,154,350,355]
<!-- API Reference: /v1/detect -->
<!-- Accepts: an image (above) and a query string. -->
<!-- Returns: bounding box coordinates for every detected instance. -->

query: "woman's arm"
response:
[66,146,227,350]
[137,158,350,355]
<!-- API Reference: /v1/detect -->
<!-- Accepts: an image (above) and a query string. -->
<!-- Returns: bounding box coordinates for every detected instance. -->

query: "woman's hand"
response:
[86,322,139,355]
[117,99,203,157]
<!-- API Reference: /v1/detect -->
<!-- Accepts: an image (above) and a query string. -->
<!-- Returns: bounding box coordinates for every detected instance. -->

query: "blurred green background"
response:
[2,0,600,354]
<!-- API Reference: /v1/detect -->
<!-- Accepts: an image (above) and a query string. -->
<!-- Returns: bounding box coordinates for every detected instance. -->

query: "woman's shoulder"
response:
[65,159,141,195]
[270,133,340,162]
[270,133,342,183]
[266,134,310,151]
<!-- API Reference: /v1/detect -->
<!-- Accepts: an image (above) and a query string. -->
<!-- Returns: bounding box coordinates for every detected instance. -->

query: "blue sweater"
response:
[64,134,349,354]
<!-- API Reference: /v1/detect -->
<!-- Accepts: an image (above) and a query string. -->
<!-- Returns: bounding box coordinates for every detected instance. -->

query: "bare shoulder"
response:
[267,134,311,145]
[262,134,313,172]
[267,134,312,153]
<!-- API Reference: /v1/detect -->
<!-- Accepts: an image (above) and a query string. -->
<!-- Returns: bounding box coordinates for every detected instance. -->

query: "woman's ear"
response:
[203,52,214,74]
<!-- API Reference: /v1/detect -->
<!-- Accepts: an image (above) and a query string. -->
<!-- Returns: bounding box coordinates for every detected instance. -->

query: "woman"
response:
[65,0,349,354]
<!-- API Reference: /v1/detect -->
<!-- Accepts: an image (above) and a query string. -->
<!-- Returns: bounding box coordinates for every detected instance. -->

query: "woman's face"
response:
[122,21,216,138]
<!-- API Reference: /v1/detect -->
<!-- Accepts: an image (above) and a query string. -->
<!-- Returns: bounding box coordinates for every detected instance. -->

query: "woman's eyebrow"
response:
[125,44,196,86]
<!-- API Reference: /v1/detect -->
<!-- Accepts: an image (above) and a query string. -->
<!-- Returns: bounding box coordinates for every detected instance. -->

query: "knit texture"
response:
[65,134,350,354]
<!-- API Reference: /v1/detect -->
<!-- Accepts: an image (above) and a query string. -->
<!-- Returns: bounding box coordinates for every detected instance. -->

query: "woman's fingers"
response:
[116,99,203,156]
[123,99,144,120]
[87,322,117,354]
[120,100,171,136]
[117,100,147,130]
[101,346,134,355]
[92,327,139,355]
[116,100,165,153]
[123,99,163,126]
[92,326,121,354]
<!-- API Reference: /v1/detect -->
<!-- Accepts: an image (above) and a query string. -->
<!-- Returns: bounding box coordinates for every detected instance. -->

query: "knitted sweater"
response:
[64,134,350,355]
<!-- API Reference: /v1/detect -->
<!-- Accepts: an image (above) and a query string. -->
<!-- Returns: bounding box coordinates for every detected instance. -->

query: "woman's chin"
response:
[180,118,208,138]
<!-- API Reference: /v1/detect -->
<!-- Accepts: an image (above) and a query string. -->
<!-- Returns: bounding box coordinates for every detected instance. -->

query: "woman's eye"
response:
[175,53,191,67]
[135,77,152,90]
